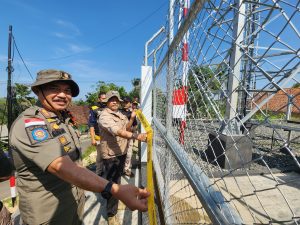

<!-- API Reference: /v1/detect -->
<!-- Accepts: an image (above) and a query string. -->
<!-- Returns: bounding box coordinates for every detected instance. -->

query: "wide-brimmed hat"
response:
[31,69,80,97]
[103,90,123,103]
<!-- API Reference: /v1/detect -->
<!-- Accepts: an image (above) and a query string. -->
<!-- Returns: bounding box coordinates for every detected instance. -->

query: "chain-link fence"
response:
[142,0,300,224]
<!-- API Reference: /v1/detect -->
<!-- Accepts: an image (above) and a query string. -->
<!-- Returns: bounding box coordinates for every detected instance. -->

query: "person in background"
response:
[98,90,147,225]
[131,97,141,151]
[132,96,140,110]
[88,92,106,176]
[9,69,150,225]
[120,96,137,177]
[0,149,14,225]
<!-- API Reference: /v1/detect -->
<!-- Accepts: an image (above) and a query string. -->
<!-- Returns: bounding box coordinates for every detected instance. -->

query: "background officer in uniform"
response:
[88,92,106,176]
[120,96,137,177]
[98,91,147,225]
[9,69,150,225]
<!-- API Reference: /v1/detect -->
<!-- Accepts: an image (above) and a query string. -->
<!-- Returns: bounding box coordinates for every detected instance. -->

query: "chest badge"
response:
[64,146,72,152]
[47,118,56,123]
[51,122,66,137]
[58,135,68,145]
[52,123,60,129]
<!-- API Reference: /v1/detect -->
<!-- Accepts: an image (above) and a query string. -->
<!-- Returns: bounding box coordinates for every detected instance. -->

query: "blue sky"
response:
[0,0,169,100]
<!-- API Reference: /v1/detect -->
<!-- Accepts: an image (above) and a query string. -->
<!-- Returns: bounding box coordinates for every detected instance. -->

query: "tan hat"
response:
[103,90,123,103]
[31,69,80,97]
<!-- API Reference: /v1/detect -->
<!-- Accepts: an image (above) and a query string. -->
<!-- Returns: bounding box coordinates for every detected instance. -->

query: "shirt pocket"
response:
[107,136,124,156]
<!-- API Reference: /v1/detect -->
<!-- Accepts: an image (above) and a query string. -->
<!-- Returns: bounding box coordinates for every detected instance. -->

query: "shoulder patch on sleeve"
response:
[25,125,51,145]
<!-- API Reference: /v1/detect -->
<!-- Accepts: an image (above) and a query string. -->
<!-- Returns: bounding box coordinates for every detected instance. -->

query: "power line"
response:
[28,1,168,62]
[92,2,168,49]
[12,35,34,80]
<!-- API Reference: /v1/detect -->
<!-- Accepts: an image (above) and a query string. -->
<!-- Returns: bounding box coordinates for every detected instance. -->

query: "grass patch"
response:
[2,196,19,213]
[253,111,286,121]
[82,145,96,160]
[78,124,88,133]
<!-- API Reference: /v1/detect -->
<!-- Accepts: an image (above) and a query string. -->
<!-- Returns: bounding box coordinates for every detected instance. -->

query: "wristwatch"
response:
[132,133,138,140]
[101,181,114,199]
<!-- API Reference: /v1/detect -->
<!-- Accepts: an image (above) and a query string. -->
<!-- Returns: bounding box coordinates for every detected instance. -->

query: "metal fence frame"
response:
[142,0,300,224]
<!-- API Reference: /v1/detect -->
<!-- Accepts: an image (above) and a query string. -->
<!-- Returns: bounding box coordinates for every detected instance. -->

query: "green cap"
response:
[31,69,80,97]
[103,90,123,103]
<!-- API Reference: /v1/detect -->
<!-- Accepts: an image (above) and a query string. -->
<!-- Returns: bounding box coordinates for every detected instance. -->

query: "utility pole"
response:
[7,25,13,131]
[7,25,16,207]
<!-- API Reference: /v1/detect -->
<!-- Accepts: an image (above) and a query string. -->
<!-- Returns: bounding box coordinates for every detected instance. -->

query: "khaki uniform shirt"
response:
[10,106,84,225]
[98,108,128,159]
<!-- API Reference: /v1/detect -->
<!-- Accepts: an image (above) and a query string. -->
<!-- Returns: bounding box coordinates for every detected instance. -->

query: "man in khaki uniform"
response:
[120,97,137,177]
[10,69,150,225]
[98,90,147,225]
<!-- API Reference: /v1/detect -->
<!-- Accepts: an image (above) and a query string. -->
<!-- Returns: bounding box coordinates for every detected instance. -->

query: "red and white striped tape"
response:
[172,0,190,144]
[9,175,16,206]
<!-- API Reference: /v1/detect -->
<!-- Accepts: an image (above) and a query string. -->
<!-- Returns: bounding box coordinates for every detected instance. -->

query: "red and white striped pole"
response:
[180,0,190,144]
[9,173,16,207]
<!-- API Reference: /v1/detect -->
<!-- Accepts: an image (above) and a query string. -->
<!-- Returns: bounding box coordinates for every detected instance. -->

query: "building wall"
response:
[68,105,90,125]
[252,88,300,115]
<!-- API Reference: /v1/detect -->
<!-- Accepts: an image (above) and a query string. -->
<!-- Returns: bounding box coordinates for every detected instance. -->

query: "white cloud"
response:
[68,44,91,53]
[66,60,108,79]
[53,47,68,57]
[64,60,129,83]
[40,59,133,100]
[55,20,81,36]
[53,32,70,39]
[3,0,42,16]
[52,44,91,57]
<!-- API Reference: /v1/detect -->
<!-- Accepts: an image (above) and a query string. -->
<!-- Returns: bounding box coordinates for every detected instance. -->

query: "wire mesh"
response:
[147,0,300,224]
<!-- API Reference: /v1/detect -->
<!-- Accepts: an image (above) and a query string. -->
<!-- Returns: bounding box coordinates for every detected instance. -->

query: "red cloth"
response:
[172,87,188,105]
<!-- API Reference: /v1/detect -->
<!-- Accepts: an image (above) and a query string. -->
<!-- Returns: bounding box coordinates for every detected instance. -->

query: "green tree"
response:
[83,81,128,106]
[0,84,36,125]
[187,65,226,118]
[15,83,31,98]
[292,83,300,88]
[13,83,35,114]
[73,99,87,106]
[0,98,7,125]
[128,78,140,99]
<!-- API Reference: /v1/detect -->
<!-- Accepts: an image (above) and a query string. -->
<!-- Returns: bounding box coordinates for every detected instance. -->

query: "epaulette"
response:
[39,108,51,118]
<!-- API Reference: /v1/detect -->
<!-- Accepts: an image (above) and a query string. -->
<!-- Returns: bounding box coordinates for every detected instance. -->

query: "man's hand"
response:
[111,184,150,211]
[91,139,97,146]
[137,133,147,142]
[47,156,149,211]
[131,111,136,119]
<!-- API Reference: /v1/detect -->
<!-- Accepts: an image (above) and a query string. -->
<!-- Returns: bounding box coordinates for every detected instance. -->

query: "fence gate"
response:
[141,0,300,224]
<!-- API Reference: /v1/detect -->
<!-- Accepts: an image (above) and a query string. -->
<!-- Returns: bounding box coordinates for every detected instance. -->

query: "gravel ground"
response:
[155,119,300,176]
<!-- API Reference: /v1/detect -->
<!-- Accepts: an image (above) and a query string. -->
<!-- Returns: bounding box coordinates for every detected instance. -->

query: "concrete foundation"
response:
[206,132,252,170]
